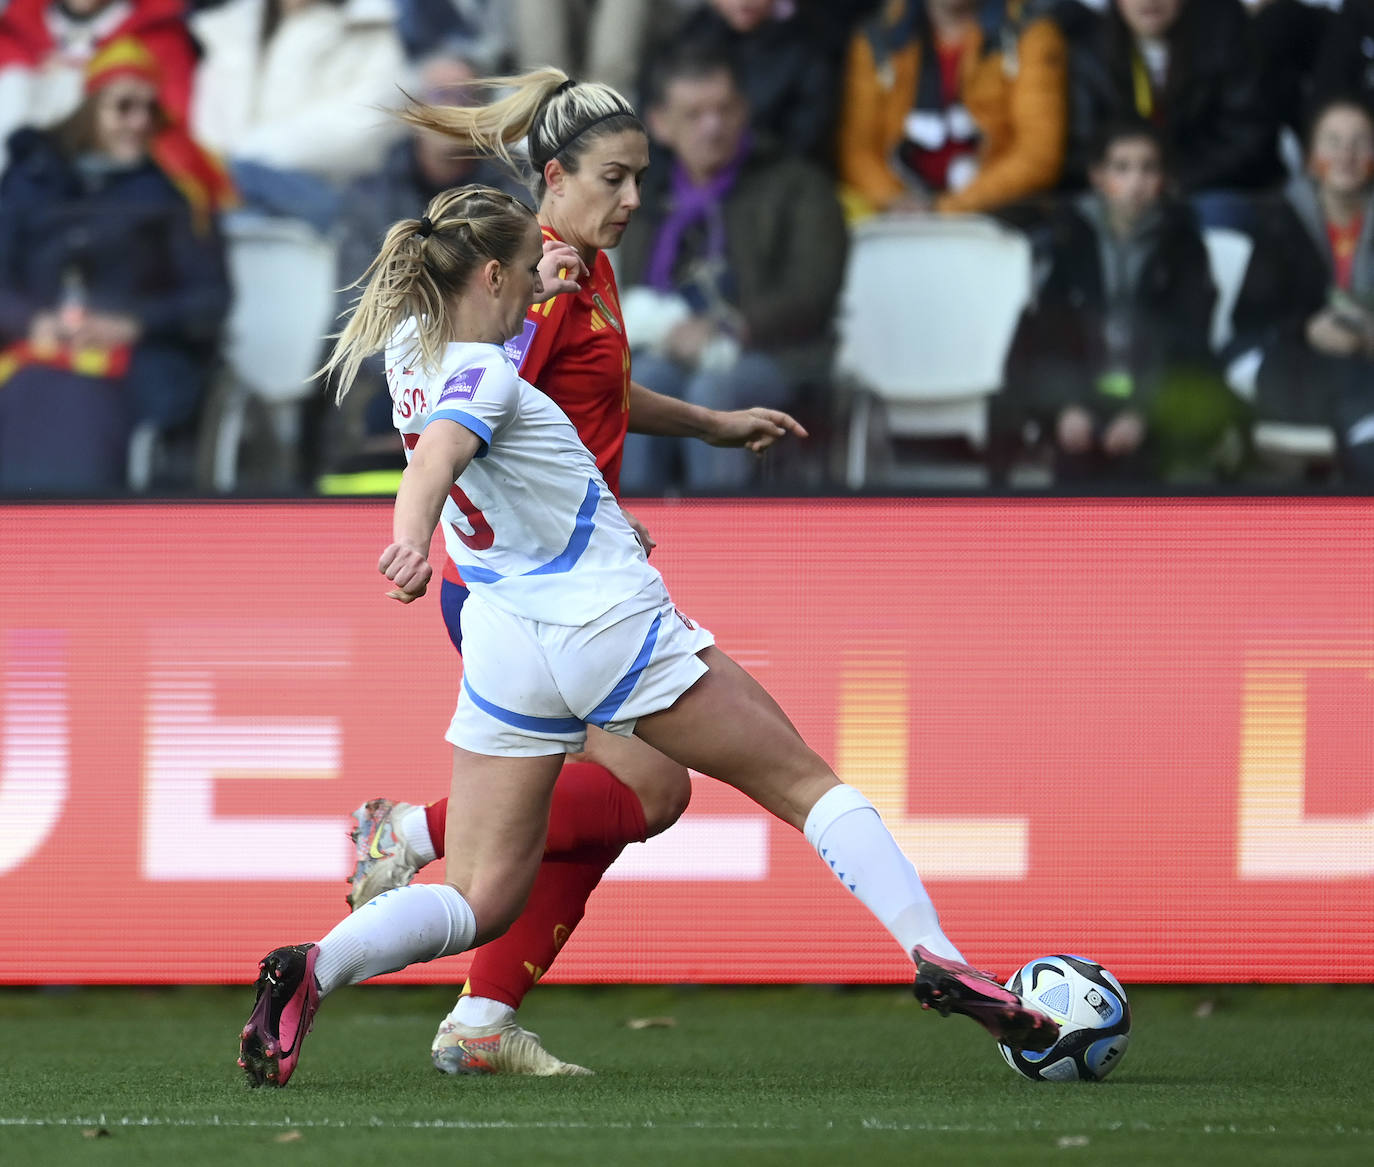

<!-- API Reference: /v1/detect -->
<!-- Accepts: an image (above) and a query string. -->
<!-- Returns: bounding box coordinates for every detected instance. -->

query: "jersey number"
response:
[448,484,494,550]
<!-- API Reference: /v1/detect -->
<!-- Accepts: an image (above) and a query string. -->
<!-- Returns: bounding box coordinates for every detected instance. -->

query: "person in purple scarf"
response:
[617,42,848,493]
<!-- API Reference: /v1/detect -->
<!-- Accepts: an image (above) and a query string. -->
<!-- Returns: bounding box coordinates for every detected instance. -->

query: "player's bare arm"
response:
[626,381,808,452]
[380,419,481,603]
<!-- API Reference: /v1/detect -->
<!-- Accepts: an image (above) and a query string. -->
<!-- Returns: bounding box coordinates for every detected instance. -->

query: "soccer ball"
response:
[998,954,1131,1082]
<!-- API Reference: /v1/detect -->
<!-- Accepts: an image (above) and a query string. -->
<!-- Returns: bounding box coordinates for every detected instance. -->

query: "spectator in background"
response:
[998,120,1242,484]
[643,0,840,164]
[509,0,654,97]
[1228,97,1374,483]
[0,0,199,170]
[1251,0,1336,152]
[189,0,407,227]
[1311,0,1374,117]
[393,0,509,66]
[319,53,530,483]
[1062,0,1282,226]
[837,0,1068,217]
[0,37,232,492]
[617,44,846,494]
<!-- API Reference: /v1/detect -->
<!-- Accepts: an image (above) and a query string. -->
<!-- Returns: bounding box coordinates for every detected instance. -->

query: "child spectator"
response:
[838,0,1068,217]
[998,119,1243,483]
[0,0,198,170]
[1228,97,1374,483]
[0,37,231,492]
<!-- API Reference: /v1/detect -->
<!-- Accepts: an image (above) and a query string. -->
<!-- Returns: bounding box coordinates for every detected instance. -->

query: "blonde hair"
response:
[399,67,643,199]
[322,185,535,401]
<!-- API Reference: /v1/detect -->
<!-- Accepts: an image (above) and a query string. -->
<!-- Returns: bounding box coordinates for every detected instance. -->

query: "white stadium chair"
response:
[207,214,340,492]
[835,214,1032,489]
[1252,419,1337,462]
[1201,226,1252,353]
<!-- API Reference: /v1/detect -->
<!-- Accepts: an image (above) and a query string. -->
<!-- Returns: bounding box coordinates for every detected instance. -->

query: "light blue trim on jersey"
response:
[454,477,600,586]
[462,676,585,735]
[585,611,663,727]
[426,409,492,458]
[527,478,599,576]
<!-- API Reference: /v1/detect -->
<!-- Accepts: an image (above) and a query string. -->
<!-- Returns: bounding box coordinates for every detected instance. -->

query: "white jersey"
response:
[386,325,660,626]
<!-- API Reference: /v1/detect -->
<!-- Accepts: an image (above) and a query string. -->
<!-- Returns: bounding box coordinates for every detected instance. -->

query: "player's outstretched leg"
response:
[238,943,321,1088]
[912,945,1059,1052]
[632,646,1060,1055]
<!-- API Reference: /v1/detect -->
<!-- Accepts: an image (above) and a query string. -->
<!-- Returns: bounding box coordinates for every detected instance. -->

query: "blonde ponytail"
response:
[322,185,534,402]
[399,67,642,197]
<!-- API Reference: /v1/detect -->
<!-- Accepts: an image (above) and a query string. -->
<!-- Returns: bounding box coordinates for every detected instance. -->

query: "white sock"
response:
[451,995,516,1029]
[803,784,965,964]
[313,884,475,996]
[398,803,437,865]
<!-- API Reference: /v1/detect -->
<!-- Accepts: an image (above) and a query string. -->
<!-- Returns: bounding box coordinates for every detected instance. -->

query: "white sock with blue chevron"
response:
[803,784,965,964]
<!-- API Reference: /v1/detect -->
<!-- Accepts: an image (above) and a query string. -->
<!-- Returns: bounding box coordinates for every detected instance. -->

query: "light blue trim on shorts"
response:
[461,676,585,735]
[456,477,600,585]
[585,611,663,727]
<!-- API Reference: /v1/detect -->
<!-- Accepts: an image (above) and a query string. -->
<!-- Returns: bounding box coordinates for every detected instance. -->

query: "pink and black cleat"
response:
[912,945,1059,1052]
[238,943,321,1087]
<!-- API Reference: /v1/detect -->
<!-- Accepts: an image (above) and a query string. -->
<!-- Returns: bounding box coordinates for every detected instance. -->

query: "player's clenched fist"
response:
[378,542,432,603]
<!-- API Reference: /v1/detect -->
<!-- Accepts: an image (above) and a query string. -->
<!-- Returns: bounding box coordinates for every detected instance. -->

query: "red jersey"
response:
[443,225,631,586]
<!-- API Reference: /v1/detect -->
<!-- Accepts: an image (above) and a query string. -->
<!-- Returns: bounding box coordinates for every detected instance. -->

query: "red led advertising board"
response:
[1,499,1370,984]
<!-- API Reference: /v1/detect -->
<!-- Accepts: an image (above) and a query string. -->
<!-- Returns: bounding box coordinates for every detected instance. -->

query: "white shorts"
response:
[447,581,715,756]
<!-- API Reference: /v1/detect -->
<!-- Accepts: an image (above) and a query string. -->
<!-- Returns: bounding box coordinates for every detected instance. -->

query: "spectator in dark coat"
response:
[640,0,839,164]
[0,37,231,492]
[1062,0,1283,226]
[1000,118,1241,483]
[1310,0,1374,117]
[1252,0,1336,145]
[617,42,847,493]
[1227,97,1374,483]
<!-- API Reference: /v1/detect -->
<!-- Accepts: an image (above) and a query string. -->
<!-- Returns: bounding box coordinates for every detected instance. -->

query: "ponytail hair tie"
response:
[416,215,434,238]
[554,78,578,95]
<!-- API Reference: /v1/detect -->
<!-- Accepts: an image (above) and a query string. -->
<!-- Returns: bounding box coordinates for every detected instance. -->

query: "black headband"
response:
[542,110,637,167]
[416,215,433,238]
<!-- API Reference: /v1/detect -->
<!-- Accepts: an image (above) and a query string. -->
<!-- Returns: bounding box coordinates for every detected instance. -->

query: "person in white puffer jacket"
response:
[189,0,408,186]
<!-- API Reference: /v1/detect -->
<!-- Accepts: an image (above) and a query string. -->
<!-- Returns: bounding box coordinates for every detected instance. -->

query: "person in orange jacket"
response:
[838,0,1067,217]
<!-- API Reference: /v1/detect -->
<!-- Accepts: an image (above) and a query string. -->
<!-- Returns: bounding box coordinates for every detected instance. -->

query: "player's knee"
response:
[640,763,691,836]
[451,879,526,947]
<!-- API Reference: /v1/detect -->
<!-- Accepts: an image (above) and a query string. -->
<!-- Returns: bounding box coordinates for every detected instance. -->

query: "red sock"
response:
[422,761,647,860]
[463,848,619,1009]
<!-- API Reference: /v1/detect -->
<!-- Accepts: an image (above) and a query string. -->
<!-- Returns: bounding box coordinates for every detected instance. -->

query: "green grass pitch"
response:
[2,983,1370,1166]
